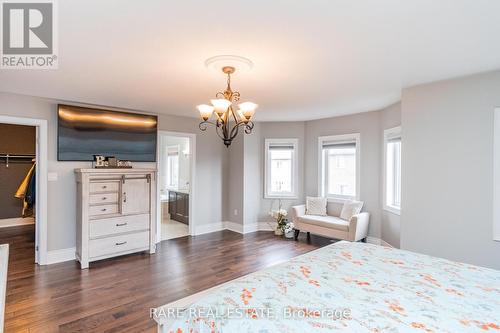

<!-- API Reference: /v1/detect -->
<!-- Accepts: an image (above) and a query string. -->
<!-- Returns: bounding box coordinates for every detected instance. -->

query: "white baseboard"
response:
[224,221,244,233]
[193,222,225,236]
[45,247,76,265]
[193,221,277,236]
[366,236,393,248]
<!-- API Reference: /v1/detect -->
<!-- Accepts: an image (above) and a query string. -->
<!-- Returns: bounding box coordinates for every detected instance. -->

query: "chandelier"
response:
[197,56,258,147]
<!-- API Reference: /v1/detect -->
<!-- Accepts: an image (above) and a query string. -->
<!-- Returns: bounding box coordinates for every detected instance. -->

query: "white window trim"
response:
[493,108,500,242]
[383,126,402,215]
[317,133,360,203]
[264,138,299,199]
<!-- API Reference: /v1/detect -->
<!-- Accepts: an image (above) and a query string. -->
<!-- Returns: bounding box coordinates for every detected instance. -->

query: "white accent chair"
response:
[292,201,370,242]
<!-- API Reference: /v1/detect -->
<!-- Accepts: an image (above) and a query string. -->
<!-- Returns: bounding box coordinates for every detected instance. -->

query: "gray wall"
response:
[226,133,244,224]
[305,111,383,238]
[0,92,228,251]
[380,103,402,247]
[401,70,500,269]
[243,125,262,226]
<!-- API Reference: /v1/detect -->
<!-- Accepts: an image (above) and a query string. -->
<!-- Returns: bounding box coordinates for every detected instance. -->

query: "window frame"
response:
[318,133,361,203]
[264,138,299,199]
[383,126,402,215]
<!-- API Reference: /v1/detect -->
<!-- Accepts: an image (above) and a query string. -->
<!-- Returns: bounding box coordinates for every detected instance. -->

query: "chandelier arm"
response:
[199,120,217,131]
[215,123,228,142]
[228,120,252,141]
[244,121,254,134]
[228,123,239,142]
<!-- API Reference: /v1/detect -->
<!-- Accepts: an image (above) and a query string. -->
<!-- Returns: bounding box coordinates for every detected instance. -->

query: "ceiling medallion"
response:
[197,55,257,147]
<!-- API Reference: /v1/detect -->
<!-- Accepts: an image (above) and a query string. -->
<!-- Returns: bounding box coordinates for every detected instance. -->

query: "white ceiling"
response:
[1,0,500,121]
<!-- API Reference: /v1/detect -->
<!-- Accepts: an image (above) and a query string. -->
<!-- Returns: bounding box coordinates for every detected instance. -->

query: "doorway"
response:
[0,116,48,265]
[157,131,196,241]
[0,124,36,264]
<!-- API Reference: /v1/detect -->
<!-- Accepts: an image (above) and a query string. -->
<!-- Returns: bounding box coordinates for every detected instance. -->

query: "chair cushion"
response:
[305,196,327,216]
[340,200,364,221]
[297,215,349,232]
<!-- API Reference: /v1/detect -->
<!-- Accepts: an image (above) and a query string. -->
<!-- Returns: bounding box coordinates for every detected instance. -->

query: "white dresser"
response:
[75,168,157,269]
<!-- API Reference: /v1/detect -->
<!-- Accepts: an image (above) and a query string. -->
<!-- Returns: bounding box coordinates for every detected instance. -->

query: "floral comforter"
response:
[155,241,500,332]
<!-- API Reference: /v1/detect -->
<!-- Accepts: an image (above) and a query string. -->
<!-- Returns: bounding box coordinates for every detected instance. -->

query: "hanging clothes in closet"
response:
[15,161,36,217]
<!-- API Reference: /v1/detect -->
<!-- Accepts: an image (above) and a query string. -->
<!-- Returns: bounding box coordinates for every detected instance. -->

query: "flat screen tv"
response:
[58,105,158,161]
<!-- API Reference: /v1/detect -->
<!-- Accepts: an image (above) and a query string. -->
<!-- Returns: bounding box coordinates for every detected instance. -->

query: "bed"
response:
[153,241,500,332]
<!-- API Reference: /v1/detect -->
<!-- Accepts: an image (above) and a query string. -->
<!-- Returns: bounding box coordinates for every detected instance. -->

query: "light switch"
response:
[233,209,238,216]
[48,172,58,181]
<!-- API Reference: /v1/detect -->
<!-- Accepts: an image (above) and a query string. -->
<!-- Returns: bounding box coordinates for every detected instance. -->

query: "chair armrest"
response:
[348,212,370,241]
[291,205,306,224]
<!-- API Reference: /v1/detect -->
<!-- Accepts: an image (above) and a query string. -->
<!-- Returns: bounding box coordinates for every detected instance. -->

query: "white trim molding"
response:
[366,237,393,248]
[318,133,361,202]
[493,108,500,242]
[46,247,76,265]
[264,138,299,199]
[193,222,225,236]
[383,126,402,215]
[0,115,48,265]
[193,221,277,236]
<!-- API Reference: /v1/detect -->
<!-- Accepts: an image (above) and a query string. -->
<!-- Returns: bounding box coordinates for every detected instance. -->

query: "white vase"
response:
[284,230,294,238]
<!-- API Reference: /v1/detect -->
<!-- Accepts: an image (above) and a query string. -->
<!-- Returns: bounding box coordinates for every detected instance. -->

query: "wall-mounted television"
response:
[57,105,158,161]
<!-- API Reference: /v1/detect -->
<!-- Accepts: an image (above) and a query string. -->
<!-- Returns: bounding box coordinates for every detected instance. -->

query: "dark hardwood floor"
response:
[1,225,332,332]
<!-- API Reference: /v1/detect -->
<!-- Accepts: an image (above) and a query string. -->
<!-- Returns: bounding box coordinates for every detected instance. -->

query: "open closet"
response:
[0,124,36,262]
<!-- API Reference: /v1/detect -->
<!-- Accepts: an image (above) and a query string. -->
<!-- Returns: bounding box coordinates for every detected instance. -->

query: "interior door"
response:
[122,177,150,215]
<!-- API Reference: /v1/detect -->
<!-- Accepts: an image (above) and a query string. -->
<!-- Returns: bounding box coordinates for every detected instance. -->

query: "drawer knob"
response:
[115,241,127,246]
[101,208,107,212]
[102,197,107,200]
[116,223,127,227]
[102,185,107,189]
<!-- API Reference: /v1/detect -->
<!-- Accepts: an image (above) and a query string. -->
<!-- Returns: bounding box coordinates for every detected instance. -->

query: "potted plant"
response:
[269,201,295,238]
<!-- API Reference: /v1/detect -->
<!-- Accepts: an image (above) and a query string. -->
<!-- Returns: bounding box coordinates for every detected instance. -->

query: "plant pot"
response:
[284,230,294,239]
[274,229,283,236]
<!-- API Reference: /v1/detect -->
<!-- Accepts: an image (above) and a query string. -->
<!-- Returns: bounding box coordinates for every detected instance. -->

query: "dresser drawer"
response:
[90,181,119,193]
[89,231,149,259]
[89,214,149,239]
[89,204,119,217]
[89,192,119,205]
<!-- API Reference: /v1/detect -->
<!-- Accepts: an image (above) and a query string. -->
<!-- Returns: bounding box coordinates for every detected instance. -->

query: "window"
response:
[319,134,360,201]
[265,138,298,198]
[384,127,401,214]
[166,145,179,188]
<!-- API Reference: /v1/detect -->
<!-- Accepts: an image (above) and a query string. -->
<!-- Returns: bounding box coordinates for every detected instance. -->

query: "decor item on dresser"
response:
[74,168,157,269]
[93,155,132,169]
[168,190,189,225]
[197,55,258,147]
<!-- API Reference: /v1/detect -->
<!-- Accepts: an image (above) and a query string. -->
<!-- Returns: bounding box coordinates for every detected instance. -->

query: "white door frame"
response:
[156,130,196,242]
[0,115,48,264]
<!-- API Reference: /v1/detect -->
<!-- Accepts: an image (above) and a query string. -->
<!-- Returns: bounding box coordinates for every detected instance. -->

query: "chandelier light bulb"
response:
[211,99,232,116]
[197,104,214,121]
[238,102,258,120]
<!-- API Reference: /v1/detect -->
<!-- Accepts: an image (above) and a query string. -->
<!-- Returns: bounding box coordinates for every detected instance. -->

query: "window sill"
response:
[383,205,401,216]
[264,194,298,200]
